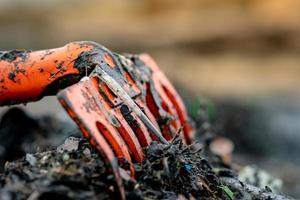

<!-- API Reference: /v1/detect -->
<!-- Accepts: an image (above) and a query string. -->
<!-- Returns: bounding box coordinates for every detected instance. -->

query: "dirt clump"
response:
[126,137,231,200]
[0,136,232,200]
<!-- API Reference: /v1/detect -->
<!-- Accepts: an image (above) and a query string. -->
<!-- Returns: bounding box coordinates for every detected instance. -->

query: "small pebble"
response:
[83,148,91,157]
[25,154,37,166]
[57,137,80,153]
[63,153,70,161]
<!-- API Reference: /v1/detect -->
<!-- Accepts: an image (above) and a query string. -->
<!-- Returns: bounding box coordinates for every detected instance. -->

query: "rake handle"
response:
[0,42,95,105]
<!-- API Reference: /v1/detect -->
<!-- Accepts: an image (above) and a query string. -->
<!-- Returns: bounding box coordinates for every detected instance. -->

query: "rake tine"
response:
[93,66,169,145]
[139,54,194,144]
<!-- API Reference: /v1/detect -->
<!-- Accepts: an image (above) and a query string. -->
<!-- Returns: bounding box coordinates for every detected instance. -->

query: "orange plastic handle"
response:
[0,42,95,105]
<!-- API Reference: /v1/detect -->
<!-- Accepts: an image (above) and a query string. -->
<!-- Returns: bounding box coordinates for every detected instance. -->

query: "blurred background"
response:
[0,0,300,198]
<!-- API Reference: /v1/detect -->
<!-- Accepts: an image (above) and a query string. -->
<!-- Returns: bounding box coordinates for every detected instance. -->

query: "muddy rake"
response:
[0,41,194,199]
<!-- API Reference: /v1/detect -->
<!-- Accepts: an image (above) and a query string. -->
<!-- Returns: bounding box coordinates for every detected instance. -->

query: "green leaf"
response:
[220,185,234,200]
[206,100,216,122]
[187,96,201,119]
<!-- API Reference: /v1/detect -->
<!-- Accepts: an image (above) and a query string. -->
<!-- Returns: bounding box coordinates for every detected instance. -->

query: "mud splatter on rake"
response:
[0,42,194,199]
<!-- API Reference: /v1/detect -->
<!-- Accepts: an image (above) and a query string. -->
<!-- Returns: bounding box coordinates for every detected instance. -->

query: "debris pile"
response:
[0,135,290,200]
[0,135,229,200]
[126,138,229,200]
[0,137,113,200]
[0,107,292,200]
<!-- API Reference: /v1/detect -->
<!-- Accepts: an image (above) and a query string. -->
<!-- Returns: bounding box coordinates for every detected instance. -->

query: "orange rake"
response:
[0,42,194,199]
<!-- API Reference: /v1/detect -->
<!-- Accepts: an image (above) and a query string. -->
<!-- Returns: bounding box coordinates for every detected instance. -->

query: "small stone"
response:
[109,185,114,192]
[40,155,49,164]
[134,184,140,190]
[25,154,37,166]
[62,153,70,161]
[83,148,91,157]
[57,137,80,153]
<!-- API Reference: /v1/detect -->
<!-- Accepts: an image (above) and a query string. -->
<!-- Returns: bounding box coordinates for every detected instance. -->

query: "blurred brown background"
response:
[0,0,300,198]
[1,0,300,98]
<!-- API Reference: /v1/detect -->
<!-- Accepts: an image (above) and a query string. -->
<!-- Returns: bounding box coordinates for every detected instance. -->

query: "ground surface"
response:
[0,107,292,200]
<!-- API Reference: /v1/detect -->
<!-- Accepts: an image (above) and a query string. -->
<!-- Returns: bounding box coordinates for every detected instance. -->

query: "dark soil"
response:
[0,136,231,200]
[0,107,79,171]
[0,107,291,200]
